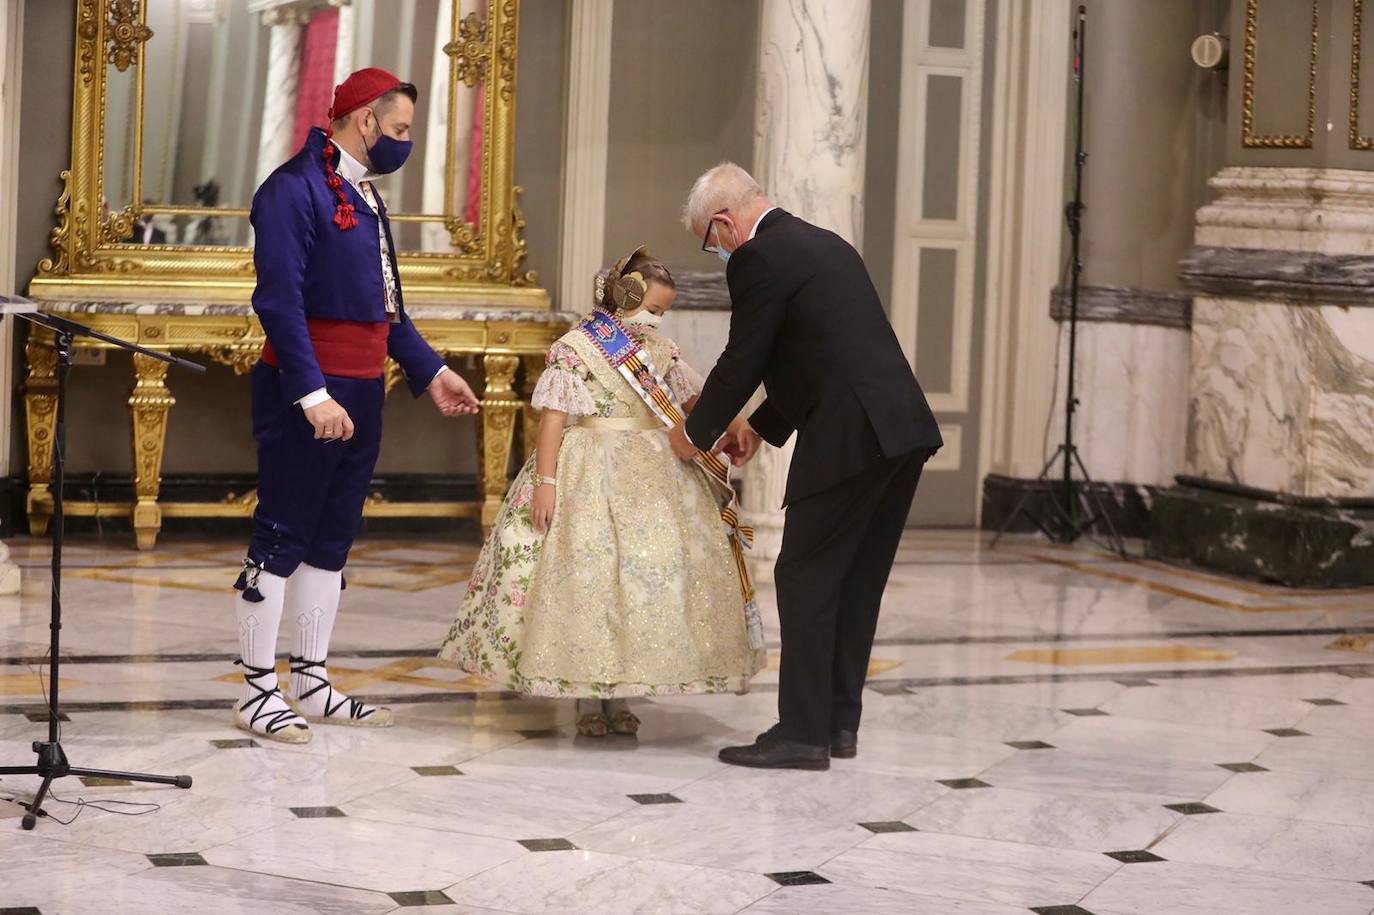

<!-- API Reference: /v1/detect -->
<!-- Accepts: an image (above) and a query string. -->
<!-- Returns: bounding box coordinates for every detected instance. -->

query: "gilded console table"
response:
[22,302,573,550]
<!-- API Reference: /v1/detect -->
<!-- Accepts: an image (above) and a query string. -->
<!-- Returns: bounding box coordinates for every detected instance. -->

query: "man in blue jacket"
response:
[231,68,479,743]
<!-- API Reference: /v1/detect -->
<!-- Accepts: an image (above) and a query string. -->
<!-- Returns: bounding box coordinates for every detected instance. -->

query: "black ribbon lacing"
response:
[234,660,307,735]
[289,656,374,720]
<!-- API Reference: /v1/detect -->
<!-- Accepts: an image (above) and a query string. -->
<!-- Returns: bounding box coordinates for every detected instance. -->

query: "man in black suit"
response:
[670,163,943,771]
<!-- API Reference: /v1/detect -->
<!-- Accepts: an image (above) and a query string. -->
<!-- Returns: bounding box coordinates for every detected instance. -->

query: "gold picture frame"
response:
[1240,0,1319,149]
[28,0,547,307]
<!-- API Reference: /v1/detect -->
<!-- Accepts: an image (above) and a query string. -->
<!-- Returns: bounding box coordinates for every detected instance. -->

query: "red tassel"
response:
[333,202,358,230]
[320,137,356,231]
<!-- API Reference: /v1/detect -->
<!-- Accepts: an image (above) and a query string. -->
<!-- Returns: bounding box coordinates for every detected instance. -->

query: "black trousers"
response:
[773,448,928,746]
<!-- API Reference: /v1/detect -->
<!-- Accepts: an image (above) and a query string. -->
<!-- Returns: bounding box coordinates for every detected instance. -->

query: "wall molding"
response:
[1180,244,1374,305]
[890,0,986,415]
[1351,0,1373,149]
[1240,0,1319,149]
[1049,283,1193,329]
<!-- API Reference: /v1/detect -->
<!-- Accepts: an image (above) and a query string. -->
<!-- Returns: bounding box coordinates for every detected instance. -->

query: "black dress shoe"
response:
[719,732,830,771]
[830,730,857,759]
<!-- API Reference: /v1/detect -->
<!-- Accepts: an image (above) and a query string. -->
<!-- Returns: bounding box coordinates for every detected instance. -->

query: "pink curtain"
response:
[293,9,340,152]
[465,82,484,226]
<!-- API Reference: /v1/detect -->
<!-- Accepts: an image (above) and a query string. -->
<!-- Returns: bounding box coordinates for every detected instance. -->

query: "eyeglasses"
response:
[701,208,729,253]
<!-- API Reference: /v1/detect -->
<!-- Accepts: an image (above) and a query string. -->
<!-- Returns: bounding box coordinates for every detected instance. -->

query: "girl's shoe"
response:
[576,712,610,737]
[603,699,640,736]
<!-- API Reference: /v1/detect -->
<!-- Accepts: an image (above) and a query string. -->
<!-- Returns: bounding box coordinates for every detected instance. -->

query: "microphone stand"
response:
[991,6,1127,558]
[0,304,205,830]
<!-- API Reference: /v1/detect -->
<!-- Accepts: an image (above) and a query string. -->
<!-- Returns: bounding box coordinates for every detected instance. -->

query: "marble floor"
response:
[2,531,1374,914]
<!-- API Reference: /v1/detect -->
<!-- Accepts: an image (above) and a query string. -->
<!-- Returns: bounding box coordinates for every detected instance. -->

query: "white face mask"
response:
[622,310,663,329]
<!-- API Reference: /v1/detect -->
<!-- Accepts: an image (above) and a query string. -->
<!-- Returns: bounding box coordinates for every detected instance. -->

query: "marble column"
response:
[253,8,305,192]
[0,0,20,593]
[745,0,870,577]
[1150,3,1374,587]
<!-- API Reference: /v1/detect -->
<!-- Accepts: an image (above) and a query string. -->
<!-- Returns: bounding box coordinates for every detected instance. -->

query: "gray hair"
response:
[681,162,766,233]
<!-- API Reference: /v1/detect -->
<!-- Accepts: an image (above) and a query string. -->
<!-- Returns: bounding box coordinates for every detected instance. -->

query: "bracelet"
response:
[535,475,557,487]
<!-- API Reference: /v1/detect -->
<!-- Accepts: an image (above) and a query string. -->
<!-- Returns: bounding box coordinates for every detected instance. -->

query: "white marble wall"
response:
[1187,168,1374,499]
[746,0,870,568]
[1189,298,1374,497]
[1045,322,1191,488]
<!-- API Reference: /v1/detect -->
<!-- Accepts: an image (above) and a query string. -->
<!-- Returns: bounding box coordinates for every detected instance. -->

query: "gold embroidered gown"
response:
[439,324,765,697]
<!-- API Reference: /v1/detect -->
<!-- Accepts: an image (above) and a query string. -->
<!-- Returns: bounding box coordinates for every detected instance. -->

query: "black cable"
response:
[0,787,162,827]
[37,645,62,744]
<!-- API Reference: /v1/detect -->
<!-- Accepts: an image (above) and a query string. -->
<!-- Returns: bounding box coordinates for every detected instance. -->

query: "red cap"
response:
[328,67,402,122]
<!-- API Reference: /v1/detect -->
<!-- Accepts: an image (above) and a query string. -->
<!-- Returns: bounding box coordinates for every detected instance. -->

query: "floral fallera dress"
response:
[439,323,765,698]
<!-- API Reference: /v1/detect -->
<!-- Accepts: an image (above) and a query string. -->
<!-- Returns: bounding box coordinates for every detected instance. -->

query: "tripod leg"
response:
[68,767,192,790]
[20,773,55,830]
[991,447,1067,548]
[1069,448,1129,558]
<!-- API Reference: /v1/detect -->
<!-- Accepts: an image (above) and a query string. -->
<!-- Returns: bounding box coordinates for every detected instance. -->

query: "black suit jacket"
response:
[686,209,942,506]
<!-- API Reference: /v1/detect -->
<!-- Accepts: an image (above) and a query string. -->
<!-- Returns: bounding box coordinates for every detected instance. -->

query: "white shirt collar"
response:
[748,206,779,241]
[333,142,377,187]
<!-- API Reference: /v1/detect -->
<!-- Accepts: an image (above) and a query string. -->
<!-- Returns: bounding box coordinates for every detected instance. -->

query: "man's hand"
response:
[304,398,354,442]
[723,417,763,467]
[668,422,699,461]
[428,370,481,416]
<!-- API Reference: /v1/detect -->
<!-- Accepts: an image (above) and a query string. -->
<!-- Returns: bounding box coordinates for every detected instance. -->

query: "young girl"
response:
[440,247,765,737]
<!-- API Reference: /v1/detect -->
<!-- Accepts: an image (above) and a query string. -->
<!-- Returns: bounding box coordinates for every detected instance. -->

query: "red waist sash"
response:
[261,319,389,379]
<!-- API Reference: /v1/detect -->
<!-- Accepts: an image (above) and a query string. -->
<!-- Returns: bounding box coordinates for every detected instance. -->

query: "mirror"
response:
[32,0,542,306]
[117,0,485,250]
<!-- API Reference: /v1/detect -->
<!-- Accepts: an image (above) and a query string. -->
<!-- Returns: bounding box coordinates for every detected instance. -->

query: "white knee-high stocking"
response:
[286,565,392,727]
[233,569,310,742]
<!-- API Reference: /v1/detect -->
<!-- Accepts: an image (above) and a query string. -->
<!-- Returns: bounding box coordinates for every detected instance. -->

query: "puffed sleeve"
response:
[531,341,598,417]
[664,340,705,403]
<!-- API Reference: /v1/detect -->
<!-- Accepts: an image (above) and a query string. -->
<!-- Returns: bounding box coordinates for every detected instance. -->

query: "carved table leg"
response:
[22,334,58,537]
[479,354,521,531]
[129,354,175,550]
[521,353,545,464]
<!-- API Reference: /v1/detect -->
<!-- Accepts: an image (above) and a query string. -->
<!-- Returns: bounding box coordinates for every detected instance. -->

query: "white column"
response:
[557,0,614,311]
[386,0,418,206]
[254,9,305,191]
[332,0,355,87]
[744,0,871,576]
[976,0,1070,491]
[0,0,23,593]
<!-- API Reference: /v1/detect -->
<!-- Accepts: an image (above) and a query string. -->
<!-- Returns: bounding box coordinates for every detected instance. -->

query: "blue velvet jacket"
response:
[251,127,445,402]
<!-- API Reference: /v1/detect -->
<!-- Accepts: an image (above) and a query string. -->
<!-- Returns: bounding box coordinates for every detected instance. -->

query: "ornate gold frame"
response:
[28,0,547,307]
[1352,0,1374,149]
[1240,0,1319,149]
